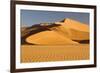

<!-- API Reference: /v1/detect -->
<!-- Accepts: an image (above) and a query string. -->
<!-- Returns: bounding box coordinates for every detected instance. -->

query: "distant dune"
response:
[21,18,89,45]
[55,18,89,40]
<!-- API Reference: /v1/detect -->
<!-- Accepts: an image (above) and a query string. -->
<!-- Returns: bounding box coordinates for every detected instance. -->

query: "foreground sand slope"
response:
[26,18,89,45]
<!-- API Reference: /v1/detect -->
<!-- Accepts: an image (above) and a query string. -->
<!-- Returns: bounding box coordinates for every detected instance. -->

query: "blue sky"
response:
[21,9,89,26]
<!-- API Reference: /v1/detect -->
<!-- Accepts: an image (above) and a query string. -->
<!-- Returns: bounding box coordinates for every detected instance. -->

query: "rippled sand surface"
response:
[21,44,89,63]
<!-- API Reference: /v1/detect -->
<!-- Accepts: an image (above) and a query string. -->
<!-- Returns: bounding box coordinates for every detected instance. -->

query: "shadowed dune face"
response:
[21,18,89,45]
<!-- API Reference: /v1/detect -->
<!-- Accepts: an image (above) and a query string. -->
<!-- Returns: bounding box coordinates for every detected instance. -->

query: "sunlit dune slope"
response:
[54,18,89,40]
[22,18,89,45]
[26,30,79,45]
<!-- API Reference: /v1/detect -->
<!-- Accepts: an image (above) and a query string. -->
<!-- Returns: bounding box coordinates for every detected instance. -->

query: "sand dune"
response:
[54,18,89,40]
[63,18,89,32]
[21,18,90,62]
[26,30,79,45]
[22,18,89,45]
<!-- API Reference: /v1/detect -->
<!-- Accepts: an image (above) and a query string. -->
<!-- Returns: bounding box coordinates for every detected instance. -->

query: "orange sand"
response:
[21,18,90,63]
[26,18,89,45]
[21,44,89,63]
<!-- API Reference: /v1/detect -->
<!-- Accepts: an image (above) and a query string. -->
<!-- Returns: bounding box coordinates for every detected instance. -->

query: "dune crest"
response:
[54,18,89,40]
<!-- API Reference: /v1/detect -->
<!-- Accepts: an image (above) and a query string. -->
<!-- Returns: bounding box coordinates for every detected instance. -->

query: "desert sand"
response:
[21,44,89,63]
[26,18,89,45]
[26,30,79,45]
[21,18,90,63]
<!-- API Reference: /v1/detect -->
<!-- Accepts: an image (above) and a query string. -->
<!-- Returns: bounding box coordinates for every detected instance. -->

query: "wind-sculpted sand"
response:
[21,18,90,63]
[25,18,89,45]
[21,44,89,62]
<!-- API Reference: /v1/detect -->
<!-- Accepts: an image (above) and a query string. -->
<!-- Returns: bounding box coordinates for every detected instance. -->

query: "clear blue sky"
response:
[21,9,89,26]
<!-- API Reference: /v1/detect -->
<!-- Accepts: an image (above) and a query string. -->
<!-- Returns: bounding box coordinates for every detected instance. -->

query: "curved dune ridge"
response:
[26,30,79,45]
[22,18,89,45]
